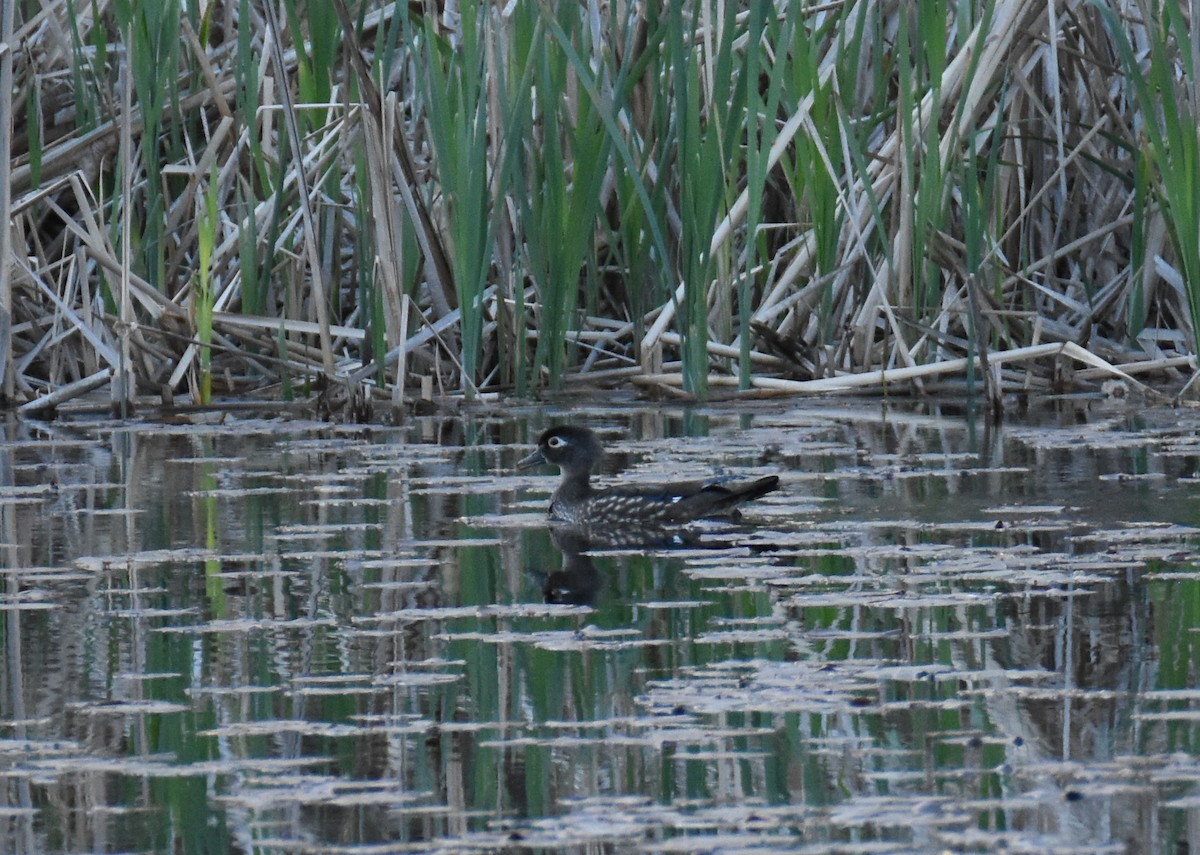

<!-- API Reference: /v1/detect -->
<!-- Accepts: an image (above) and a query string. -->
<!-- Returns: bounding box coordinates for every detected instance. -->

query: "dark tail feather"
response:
[729,475,780,504]
[705,475,780,517]
[660,474,781,521]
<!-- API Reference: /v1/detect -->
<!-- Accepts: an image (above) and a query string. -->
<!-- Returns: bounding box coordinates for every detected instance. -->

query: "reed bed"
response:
[1,0,1197,416]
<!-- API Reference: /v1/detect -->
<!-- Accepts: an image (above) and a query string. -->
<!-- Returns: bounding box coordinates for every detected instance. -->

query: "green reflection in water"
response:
[6,405,1200,853]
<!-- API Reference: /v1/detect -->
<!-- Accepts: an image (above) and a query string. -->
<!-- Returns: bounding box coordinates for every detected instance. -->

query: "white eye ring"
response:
[547,436,567,448]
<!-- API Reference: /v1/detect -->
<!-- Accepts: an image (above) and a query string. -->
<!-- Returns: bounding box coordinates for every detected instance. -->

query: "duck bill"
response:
[517,448,546,470]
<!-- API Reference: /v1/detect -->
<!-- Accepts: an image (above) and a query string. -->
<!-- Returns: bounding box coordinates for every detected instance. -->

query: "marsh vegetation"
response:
[1,1,1199,416]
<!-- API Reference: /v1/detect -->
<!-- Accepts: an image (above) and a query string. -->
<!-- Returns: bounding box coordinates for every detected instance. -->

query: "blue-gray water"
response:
[0,397,1197,854]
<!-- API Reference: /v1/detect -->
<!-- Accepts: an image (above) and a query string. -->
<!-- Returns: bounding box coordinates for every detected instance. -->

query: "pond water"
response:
[0,396,1198,854]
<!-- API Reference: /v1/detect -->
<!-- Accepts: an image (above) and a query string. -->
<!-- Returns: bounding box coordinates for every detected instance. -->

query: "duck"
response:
[517,425,780,526]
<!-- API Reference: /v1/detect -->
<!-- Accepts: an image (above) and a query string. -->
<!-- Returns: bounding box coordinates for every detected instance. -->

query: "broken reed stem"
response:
[19,368,112,415]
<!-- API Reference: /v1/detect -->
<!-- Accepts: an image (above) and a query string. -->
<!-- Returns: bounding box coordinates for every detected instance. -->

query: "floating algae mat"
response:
[0,398,1199,853]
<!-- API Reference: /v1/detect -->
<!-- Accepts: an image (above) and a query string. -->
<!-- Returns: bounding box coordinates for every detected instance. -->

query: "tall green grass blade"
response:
[111,0,182,288]
[740,2,788,387]
[353,157,387,387]
[913,0,948,319]
[196,161,218,405]
[25,84,41,189]
[514,6,612,388]
[489,7,541,394]
[64,0,102,130]
[781,10,844,345]
[302,0,338,104]
[540,9,674,327]
[667,1,747,398]
[417,10,493,394]
[235,0,269,191]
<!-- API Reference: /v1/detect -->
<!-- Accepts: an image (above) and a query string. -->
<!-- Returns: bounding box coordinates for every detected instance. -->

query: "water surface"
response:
[0,397,1198,854]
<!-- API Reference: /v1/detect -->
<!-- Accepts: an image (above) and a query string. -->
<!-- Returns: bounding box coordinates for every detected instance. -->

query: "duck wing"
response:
[598,475,780,523]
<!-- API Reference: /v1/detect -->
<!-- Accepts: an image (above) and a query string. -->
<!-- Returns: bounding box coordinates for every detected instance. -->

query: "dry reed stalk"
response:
[330,0,457,320]
[656,331,786,368]
[262,0,333,377]
[359,100,409,406]
[0,0,15,401]
[18,258,120,367]
[634,342,1151,395]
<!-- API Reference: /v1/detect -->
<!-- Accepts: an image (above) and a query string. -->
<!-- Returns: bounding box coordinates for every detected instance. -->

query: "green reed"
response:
[196,161,218,404]
[111,0,184,288]
[64,0,102,133]
[415,9,492,394]
[235,0,271,195]
[354,163,386,386]
[24,84,41,188]
[543,7,673,356]
[668,1,746,398]
[1102,0,1200,356]
[740,4,788,387]
[282,0,336,114]
[896,0,947,320]
[515,6,612,388]
[1128,153,1151,342]
[780,9,844,346]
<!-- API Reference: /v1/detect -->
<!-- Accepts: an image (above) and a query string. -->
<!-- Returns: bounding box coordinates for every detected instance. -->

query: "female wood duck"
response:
[518,425,780,526]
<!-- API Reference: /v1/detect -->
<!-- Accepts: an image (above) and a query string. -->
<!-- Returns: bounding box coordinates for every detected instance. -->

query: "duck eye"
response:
[547,436,567,448]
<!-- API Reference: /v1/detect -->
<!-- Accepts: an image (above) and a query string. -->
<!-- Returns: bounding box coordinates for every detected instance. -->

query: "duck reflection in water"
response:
[539,527,603,605]
[537,524,715,605]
